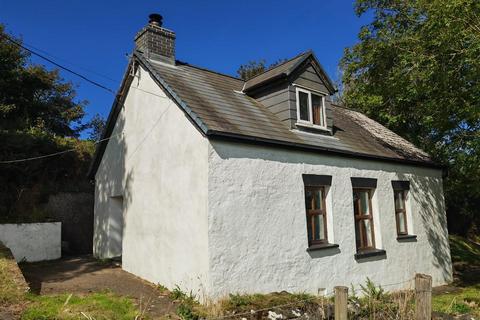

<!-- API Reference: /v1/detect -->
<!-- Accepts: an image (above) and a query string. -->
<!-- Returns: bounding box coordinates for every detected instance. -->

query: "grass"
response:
[21,293,142,320]
[433,285,480,317]
[430,235,480,317]
[0,245,27,306]
[0,243,144,319]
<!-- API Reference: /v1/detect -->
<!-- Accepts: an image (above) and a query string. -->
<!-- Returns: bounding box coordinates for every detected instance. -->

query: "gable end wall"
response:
[94,64,210,296]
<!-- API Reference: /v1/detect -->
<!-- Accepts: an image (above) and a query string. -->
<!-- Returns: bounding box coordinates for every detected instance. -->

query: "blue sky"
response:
[0,0,370,137]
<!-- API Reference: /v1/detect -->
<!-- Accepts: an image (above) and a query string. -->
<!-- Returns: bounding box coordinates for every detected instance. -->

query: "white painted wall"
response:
[0,222,61,262]
[207,141,452,298]
[94,63,452,300]
[94,63,210,296]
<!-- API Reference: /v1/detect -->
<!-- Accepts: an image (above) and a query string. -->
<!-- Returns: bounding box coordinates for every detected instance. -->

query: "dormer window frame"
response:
[294,85,328,130]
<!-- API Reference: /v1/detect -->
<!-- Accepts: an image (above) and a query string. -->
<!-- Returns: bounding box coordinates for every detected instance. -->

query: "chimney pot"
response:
[149,13,163,27]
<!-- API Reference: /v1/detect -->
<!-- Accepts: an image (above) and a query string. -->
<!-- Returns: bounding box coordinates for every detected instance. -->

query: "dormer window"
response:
[295,87,327,128]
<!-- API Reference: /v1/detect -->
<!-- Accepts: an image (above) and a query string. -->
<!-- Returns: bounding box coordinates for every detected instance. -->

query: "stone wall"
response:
[47,192,93,254]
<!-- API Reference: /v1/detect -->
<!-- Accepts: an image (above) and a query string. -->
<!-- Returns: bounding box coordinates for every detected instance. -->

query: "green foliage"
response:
[21,293,141,320]
[222,292,315,311]
[0,25,88,137]
[341,0,480,234]
[237,58,287,80]
[0,24,95,223]
[0,131,95,222]
[169,286,201,320]
[87,113,106,141]
[349,279,415,319]
[449,235,480,264]
[359,278,386,301]
[176,303,199,320]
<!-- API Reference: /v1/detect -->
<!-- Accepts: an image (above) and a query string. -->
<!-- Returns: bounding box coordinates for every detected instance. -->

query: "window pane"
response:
[363,219,374,247]
[298,91,310,121]
[314,189,323,210]
[359,191,370,215]
[316,215,326,240]
[398,212,407,234]
[305,190,313,210]
[394,191,405,210]
[312,94,324,126]
[307,216,313,241]
[355,220,361,248]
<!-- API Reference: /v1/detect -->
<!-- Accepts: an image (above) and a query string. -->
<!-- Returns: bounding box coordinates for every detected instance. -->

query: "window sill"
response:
[295,122,331,134]
[306,243,339,252]
[354,249,386,260]
[397,234,417,241]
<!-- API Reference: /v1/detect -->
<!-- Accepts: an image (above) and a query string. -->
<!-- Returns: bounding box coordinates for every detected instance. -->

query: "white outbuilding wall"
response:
[207,140,452,298]
[0,222,61,262]
[94,63,210,295]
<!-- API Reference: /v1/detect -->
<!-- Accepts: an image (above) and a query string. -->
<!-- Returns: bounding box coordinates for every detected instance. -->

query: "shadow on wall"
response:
[93,110,135,259]
[408,174,452,283]
[211,141,453,283]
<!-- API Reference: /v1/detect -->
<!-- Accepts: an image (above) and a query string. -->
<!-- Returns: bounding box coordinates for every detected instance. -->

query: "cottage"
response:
[89,14,453,299]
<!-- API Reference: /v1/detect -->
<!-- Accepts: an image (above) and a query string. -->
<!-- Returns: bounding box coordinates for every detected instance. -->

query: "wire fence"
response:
[206,277,417,320]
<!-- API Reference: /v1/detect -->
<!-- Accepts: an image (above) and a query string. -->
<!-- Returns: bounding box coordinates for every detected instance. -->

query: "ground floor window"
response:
[302,174,332,247]
[353,188,376,251]
[392,180,411,237]
[394,190,408,235]
[305,186,328,245]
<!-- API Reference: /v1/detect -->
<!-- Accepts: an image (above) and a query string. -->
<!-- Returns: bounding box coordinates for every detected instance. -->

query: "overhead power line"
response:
[0,33,116,94]
[0,32,177,164]
[0,134,121,164]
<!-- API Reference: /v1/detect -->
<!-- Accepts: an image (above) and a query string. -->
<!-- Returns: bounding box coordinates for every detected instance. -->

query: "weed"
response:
[176,303,199,320]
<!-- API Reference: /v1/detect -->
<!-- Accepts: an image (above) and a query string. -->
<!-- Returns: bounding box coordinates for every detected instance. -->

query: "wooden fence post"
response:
[334,286,348,320]
[415,273,432,320]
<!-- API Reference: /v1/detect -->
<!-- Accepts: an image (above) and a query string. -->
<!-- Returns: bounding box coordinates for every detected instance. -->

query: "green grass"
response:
[0,245,27,305]
[433,285,480,317]
[430,235,480,317]
[21,293,142,320]
[1,244,143,319]
[449,235,480,265]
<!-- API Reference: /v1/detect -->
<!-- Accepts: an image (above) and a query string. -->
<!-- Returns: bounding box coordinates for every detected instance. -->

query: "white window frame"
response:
[295,87,327,129]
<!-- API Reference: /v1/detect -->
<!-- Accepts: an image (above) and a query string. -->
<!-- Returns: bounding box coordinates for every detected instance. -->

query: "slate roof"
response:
[88,50,438,178]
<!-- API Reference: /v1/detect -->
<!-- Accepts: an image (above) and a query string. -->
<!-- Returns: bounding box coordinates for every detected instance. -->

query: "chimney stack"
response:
[135,13,176,64]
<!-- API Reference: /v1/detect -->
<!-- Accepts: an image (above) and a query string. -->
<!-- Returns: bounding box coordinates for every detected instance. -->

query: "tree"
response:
[87,113,106,141]
[0,25,94,222]
[0,24,87,137]
[237,58,288,80]
[341,0,480,234]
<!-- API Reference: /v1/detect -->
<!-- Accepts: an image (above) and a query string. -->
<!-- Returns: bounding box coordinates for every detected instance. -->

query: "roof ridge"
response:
[243,50,312,83]
[175,60,243,82]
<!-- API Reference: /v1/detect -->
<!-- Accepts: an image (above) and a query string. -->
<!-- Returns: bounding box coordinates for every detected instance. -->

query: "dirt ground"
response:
[20,256,177,319]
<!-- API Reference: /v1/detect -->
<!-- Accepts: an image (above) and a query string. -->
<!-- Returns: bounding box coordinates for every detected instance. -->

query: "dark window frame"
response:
[353,188,376,251]
[393,189,409,236]
[305,186,328,246]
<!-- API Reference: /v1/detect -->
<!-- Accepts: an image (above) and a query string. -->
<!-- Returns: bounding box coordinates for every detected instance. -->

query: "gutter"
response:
[206,130,445,170]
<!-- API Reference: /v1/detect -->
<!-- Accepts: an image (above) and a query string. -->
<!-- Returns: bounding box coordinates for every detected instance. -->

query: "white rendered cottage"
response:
[89,14,453,299]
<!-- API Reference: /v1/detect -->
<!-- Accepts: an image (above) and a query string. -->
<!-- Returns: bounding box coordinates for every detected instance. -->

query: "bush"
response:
[0,131,94,223]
